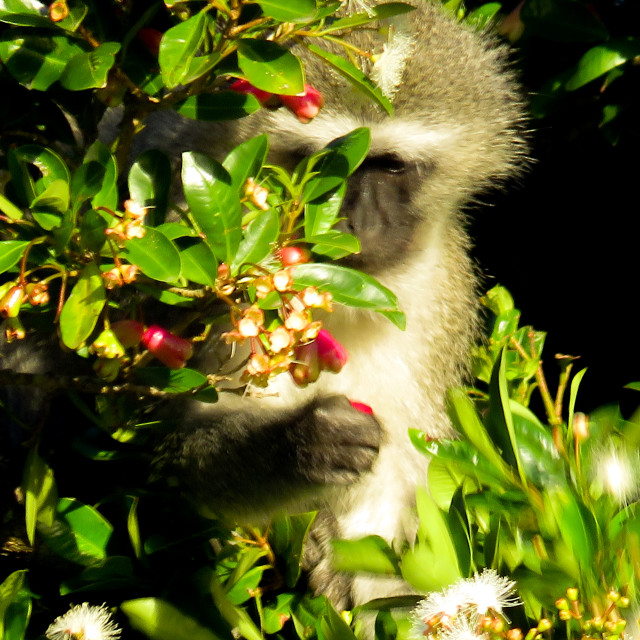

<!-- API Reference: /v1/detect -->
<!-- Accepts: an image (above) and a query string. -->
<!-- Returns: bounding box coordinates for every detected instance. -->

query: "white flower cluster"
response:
[45,603,121,640]
[412,570,522,640]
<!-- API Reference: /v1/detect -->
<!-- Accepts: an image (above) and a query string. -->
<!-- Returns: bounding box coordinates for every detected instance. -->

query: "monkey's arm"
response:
[154,395,381,521]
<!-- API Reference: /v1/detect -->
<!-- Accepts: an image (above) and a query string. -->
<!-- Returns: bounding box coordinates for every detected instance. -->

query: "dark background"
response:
[469,0,640,411]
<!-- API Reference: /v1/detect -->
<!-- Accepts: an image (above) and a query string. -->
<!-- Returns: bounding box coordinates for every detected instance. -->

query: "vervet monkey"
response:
[144,0,526,610]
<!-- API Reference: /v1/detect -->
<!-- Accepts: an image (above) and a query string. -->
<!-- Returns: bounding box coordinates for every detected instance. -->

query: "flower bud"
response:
[230,79,274,104]
[316,329,347,373]
[558,610,572,621]
[284,310,309,332]
[272,269,294,292]
[507,629,524,640]
[349,400,373,415]
[49,0,69,21]
[566,588,579,601]
[5,317,25,342]
[141,325,194,369]
[573,412,589,441]
[268,326,292,354]
[91,328,126,359]
[25,282,49,306]
[555,598,569,611]
[277,246,311,267]
[280,84,324,123]
[536,619,552,633]
[289,341,321,387]
[0,285,25,318]
[111,319,145,348]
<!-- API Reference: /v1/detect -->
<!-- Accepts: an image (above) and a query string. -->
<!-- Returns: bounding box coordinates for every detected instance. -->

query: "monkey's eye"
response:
[363,154,407,175]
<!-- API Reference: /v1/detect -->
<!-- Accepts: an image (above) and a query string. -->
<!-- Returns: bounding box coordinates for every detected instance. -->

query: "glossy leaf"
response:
[210,572,263,640]
[181,151,242,264]
[332,535,400,575]
[305,43,393,115]
[466,2,501,28]
[15,145,70,191]
[0,240,29,274]
[22,447,57,545]
[30,179,69,230]
[59,262,106,350]
[262,593,297,634]
[307,230,360,259]
[85,141,119,210]
[122,598,223,640]
[39,497,113,566]
[179,239,219,286]
[223,134,269,190]
[304,182,345,237]
[60,42,120,90]
[70,161,107,213]
[128,149,172,227]
[231,208,279,274]
[255,0,316,22]
[237,38,304,95]
[158,12,213,89]
[269,512,316,587]
[291,263,403,321]
[175,91,261,121]
[566,39,640,90]
[0,192,23,220]
[0,32,85,90]
[80,209,108,253]
[0,570,30,640]
[134,367,209,393]
[124,227,181,283]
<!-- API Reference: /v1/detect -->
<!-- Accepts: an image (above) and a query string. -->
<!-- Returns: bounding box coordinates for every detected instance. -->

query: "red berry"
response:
[277,246,310,267]
[141,325,194,369]
[316,329,347,373]
[136,27,163,57]
[229,79,274,104]
[280,85,324,123]
[349,400,374,415]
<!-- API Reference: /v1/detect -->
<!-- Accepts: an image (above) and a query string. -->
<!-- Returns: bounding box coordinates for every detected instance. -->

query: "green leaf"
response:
[302,128,370,203]
[79,209,108,253]
[38,497,113,566]
[181,151,242,265]
[0,241,29,274]
[237,38,304,95]
[291,262,402,321]
[30,179,70,230]
[178,239,219,286]
[304,182,345,237]
[60,42,120,90]
[15,145,70,191]
[122,598,224,640]
[319,605,358,640]
[59,262,106,350]
[0,570,30,640]
[0,32,85,90]
[486,350,527,484]
[175,91,261,121]
[231,208,279,274]
[128,149,172,227]
[22,447,57,545]
[223,134,269,190]
[85,141,119,210]
[255,0,316,22]
[0,192,24,221]
[446,387,513,483]
[262,593,298,634]
[401,542,460,593]
[134,367,209,394]
[124,227,182,283]
[269,512,316,587]
[465,2,502,28]
[332,535,400,575]
[307,230,360,259]
[158,12,214,89]
[210,573,263,640]
[305,43,393,115]
[565,39,640,90]
[70,160,107,213]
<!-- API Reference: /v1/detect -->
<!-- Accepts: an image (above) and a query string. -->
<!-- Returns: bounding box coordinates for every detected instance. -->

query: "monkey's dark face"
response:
[336,153,423,273]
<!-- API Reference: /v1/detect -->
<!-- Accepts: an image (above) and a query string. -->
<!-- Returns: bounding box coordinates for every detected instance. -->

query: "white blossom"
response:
[371,29,416,99]
[341,0,376,16]
[597,444,640,506]
[412,570,521,638]
[46,603,121,640]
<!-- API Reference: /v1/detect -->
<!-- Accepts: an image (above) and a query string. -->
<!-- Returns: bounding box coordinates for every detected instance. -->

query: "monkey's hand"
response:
[294,395,381,486]
[153,395,381,520]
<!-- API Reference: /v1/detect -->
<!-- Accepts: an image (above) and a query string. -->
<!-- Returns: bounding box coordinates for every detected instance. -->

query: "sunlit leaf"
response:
[255,0,316,22]
[332,536,400,575]
[237,38,304,95]
[0,240,29,274]
[566,39,640,90]
[22,447,57,545]
[231,208,279,274]
[128,149,172,227]
[59,261,106,350]
[175,92,261,121]
[124,227,181,283]
[60,42,120,90]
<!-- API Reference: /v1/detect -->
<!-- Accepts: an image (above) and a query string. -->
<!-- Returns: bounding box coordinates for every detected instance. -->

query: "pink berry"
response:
[349,400,374,415]
[315,329,347,373]
[280,84,324,123]
[229,79,274,104]
[141,325,194,369]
